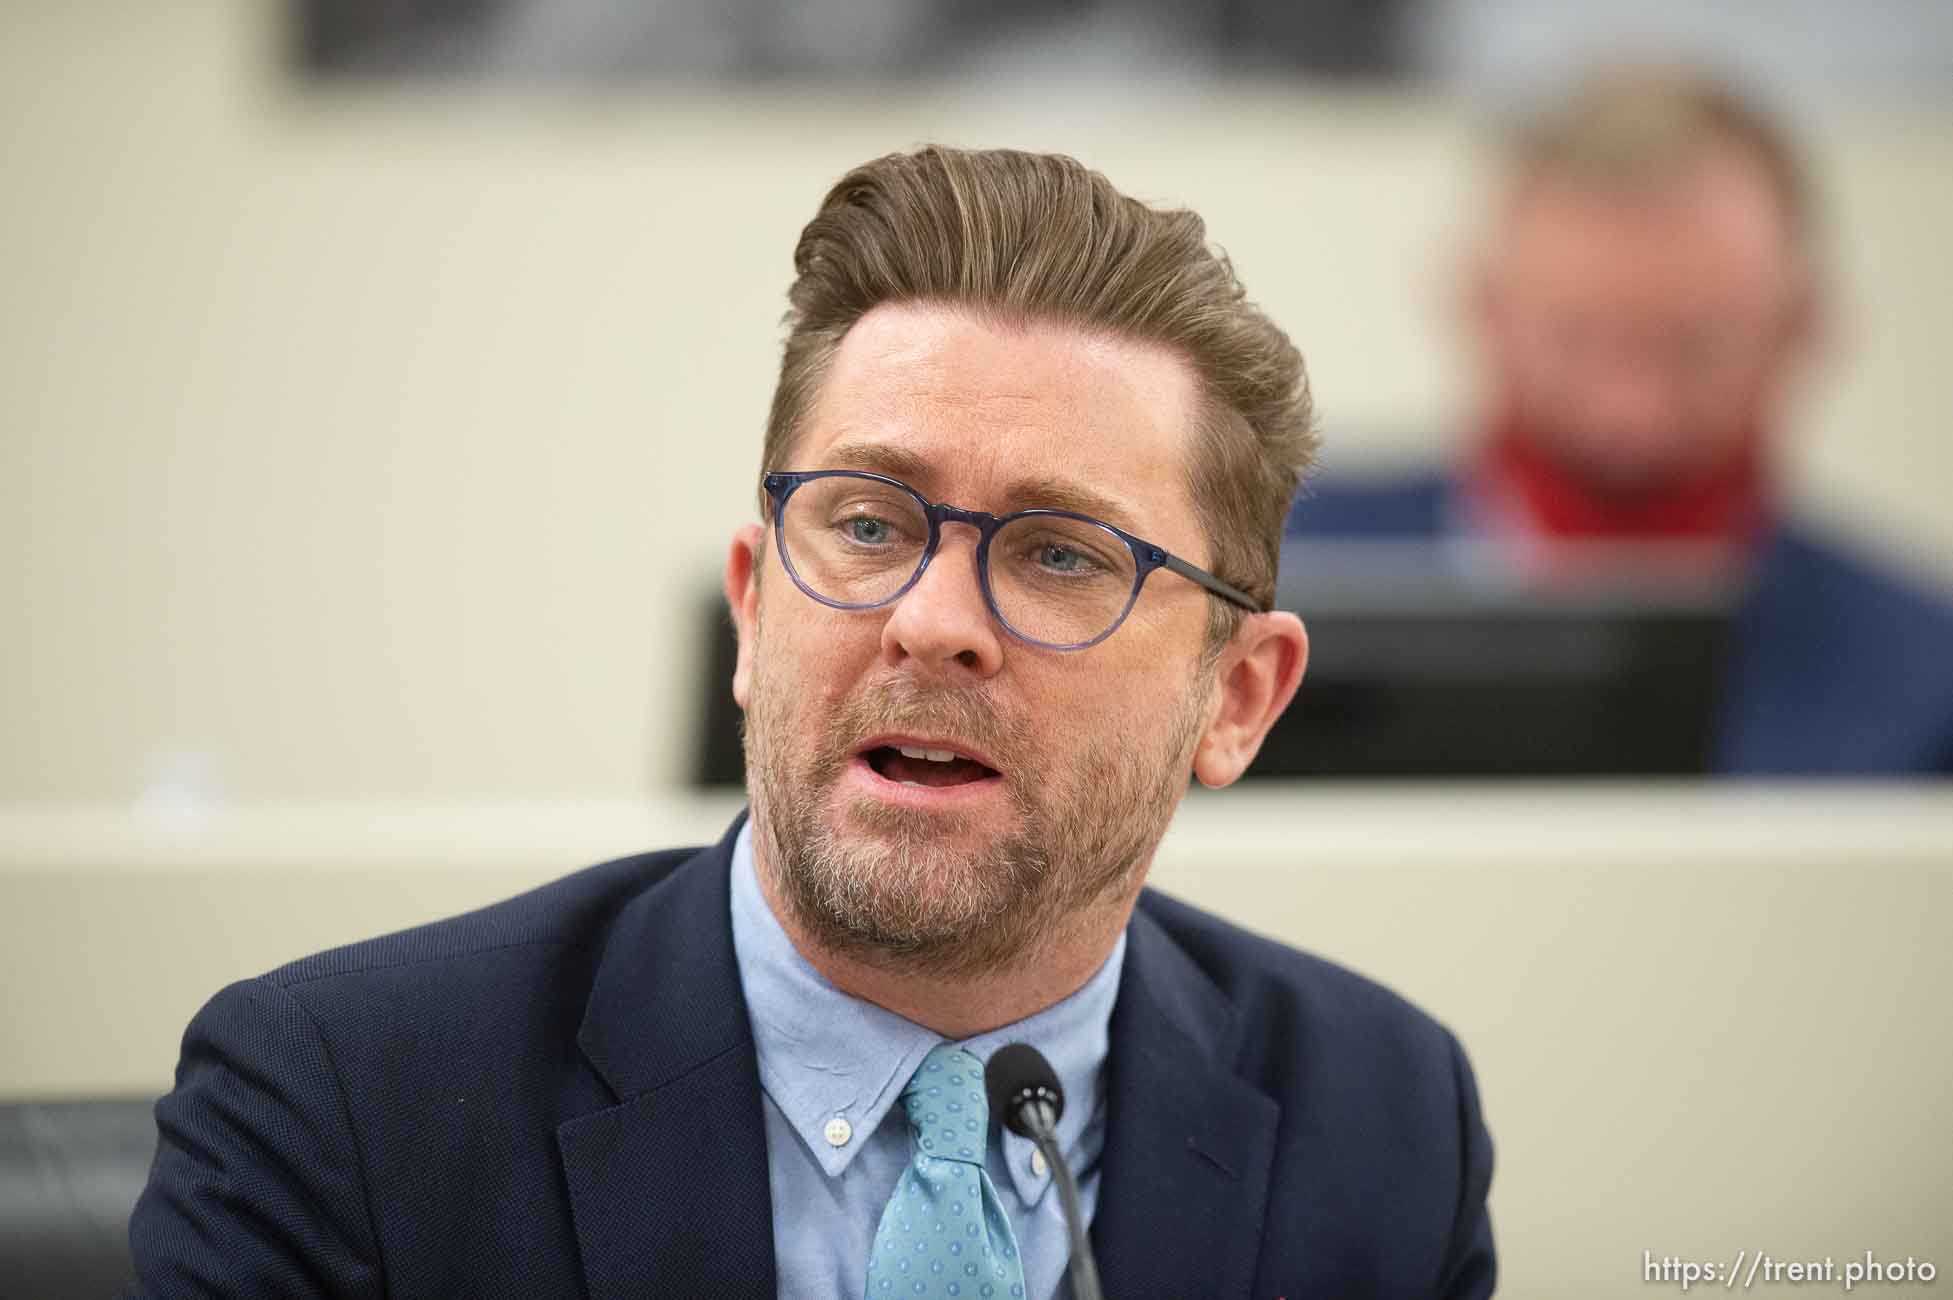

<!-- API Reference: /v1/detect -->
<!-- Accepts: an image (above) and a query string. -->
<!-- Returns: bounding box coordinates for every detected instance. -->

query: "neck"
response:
[751,845,1136,1040]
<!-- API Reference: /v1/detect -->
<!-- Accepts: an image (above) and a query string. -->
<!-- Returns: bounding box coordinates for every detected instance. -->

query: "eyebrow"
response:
[814,442,1146,533]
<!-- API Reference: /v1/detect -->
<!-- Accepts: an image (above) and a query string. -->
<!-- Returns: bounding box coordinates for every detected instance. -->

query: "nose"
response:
[879,523,1006,680]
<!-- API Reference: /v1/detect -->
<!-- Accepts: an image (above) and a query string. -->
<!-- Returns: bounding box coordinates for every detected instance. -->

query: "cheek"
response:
[1044,644,1194,747]
[760,595,884,705]
[1123,579,1212,653]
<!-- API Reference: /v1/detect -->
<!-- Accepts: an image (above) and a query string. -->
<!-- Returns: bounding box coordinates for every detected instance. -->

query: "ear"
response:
[724,522,765,710]
[1191,611,1308,789]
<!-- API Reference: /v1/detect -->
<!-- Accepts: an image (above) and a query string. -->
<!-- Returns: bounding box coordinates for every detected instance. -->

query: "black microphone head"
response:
[984,1042,1065,1139]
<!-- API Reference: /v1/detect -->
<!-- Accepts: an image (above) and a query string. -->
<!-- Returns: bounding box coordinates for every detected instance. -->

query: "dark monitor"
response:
[690,539,1738,785]
[1254,541,1736,777]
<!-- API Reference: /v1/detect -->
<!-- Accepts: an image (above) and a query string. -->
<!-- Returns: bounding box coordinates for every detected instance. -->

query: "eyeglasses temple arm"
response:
[1159,553,1267,614]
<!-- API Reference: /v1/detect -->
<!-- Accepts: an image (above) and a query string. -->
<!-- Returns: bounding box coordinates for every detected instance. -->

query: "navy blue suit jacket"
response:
[1287,470,1953,775]
[126,816,1495,1298]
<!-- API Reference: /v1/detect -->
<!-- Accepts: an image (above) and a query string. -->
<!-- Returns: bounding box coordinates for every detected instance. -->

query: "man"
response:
[126,147,1495,1298]
[1289,67,1953,774]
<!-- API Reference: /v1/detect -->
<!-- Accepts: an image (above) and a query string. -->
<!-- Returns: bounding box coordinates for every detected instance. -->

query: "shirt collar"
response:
[727,818,1125,1204]
[960,933,1126,1206]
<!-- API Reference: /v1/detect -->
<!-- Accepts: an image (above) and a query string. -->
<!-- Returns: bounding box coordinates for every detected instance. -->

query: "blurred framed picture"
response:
[292,0,1413,82]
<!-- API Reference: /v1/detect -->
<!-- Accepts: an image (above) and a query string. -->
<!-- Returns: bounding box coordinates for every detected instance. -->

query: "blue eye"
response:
[847,517,895,545]
[1002,524,1118,582]
[1039,544,1085,573]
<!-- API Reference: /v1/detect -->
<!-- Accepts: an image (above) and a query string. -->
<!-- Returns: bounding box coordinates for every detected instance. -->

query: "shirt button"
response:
[823,1115,853,1147]
[1030,1150,1048,1178]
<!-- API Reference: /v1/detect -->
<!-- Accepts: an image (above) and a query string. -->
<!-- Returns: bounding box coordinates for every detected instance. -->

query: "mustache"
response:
[824,678,1031,772]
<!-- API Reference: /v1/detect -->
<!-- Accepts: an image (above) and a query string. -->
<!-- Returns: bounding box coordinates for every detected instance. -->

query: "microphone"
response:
[984,1043,1105,1300]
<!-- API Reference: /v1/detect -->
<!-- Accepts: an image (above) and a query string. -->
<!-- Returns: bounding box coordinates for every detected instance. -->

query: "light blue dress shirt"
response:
[727,820,1126,1300]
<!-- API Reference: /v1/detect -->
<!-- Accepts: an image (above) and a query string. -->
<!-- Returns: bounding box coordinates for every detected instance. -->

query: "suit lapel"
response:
[556,817,776,1300]
[1091,901,1281,1300]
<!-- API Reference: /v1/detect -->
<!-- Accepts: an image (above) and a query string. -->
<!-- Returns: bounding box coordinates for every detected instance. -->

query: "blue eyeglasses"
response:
[762,469,1263,651]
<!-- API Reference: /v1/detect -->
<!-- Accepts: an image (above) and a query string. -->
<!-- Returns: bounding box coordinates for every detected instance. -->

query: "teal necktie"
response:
[865,1043,1027,1299]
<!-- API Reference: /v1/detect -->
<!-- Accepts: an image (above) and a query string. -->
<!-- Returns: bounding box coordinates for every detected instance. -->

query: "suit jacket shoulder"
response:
[1285,469,1452,538]
[1105,887,1497,1299]
[1720,523,1953,773]
[125,838,755,1299]
[1136,884,1461,1059]
[262,845,695,991]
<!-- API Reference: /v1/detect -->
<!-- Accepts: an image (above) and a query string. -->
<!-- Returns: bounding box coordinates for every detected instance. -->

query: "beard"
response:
[742,622,1212,980]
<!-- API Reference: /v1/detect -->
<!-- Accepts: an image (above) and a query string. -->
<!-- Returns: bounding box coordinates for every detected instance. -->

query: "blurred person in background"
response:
[1287,64,1953,774]
[123,147,1494,1299]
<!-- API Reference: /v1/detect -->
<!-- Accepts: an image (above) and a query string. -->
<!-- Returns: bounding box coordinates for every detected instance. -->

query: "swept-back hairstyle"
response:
[761,146,1317,642]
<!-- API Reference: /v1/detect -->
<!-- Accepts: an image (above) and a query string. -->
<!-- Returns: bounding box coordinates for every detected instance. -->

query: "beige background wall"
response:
[4,4,1951,1297]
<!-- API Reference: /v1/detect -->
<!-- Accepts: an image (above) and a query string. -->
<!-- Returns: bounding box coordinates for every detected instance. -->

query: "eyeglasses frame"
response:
[761,468,1265,652]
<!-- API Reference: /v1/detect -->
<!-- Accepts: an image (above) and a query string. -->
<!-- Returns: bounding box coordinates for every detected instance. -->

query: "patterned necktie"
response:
[865,1042,1027,1299]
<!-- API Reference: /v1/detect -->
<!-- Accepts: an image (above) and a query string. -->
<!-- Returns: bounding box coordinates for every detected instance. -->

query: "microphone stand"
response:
[1017,1098,1104,1300]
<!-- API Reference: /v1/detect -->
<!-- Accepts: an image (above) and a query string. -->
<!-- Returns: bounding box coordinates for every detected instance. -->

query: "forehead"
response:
[1500,151,1797,314]
[792,302,1204,539]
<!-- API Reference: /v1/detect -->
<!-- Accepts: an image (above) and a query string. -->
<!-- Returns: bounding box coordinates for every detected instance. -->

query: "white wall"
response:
[4,2,1951,806]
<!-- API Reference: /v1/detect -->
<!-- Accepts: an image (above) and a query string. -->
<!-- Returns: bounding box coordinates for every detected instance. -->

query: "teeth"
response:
[896,745,960,763]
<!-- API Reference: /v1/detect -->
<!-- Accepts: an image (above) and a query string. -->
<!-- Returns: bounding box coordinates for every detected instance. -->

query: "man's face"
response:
[1475,148,1811,493]
[731,303,1221,976]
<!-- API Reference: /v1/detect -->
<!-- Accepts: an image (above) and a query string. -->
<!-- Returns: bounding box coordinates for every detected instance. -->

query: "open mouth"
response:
[859,743,1002,790]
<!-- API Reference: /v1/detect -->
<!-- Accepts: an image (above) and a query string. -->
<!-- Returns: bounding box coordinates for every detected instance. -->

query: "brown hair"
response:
[760,145,1316,643]
[1506,63,1815,248]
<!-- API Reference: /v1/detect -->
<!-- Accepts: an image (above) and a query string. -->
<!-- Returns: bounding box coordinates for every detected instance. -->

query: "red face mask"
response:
[1474,404,1771,546]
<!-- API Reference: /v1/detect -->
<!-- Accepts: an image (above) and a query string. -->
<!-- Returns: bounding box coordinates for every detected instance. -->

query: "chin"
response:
[830,781,1011,846]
